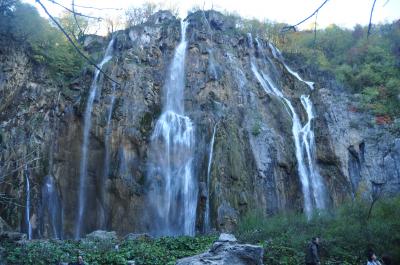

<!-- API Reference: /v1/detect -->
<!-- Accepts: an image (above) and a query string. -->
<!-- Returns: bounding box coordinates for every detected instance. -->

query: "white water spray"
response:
[204,124,216,232]
[25,167,32,240]
[147,21,197,236]
[250,36,326,218]
[41,175,63,239]
[99,82,116,229]
[76,38,114,239]
[268,42,314,90]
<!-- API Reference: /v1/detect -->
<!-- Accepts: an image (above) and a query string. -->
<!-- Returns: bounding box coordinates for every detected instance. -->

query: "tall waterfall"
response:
[75,38,114,239]
[204,124,217,232]
[41,175,63,239]
[99,82,116,229]
[147,20,197,236]
[250,35,326,218]
[25,166,32,240]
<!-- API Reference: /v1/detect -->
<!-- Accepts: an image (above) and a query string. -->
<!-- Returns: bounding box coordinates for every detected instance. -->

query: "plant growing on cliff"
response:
[251,121,262,136]
[280,22,400,119]
[0,1,85,81]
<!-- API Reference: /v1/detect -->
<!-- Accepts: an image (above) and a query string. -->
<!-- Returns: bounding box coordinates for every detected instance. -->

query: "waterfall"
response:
[147,20,197,236]
[300,95,326,209]
[267,42,314,90]
[227,52,248,105]
[25,166,32,240]
[40,111,63,239]
[99,82,116,229]
[75,38,114,239]
[204,124,217,232]
[268,41,327,211]
[41,175,63,239]
[250,36,326,218]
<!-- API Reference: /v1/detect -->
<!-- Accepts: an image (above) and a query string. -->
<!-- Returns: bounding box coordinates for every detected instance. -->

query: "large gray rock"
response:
[176,234,263,265]
[85,230,117,241]
[0,217,11,233]
[0,232,27,242]
[124,233,152,241]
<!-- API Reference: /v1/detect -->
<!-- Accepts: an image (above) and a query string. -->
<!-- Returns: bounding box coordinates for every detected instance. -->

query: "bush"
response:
[3,235,217,265]
[236,197,400,265]
[280,23,400,119]
[0,1,85,81]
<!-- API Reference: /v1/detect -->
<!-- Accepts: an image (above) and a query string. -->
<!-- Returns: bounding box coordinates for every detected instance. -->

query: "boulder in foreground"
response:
[176,233,263,265]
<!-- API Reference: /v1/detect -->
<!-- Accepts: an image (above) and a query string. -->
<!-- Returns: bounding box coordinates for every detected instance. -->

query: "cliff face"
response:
[0,11,399,239]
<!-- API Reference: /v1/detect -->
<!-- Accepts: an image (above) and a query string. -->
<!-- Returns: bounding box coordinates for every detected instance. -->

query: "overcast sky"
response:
[24,0,399,30]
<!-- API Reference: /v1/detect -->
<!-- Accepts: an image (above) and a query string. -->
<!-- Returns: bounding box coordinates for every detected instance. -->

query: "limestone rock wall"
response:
[0,10,399,238]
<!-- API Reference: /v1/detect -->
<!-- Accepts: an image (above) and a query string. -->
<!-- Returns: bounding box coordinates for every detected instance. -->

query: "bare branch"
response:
[367,0,378,39]
[311,10,318,59]
[70,3,122,11]
[46,0,102,20]
[314,10,318,49]
[0,194,22,207]
[0,158,42,180]
[382,0,390,7]
[281,0,330,32]
[35,0,121,87]
[71,0,84,39]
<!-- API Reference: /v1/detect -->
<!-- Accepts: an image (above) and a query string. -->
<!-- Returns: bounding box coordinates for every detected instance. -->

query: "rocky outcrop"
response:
[0,10,399,239]
[312,87,400,202]
[84,230,117,241]
[176,234,263,265]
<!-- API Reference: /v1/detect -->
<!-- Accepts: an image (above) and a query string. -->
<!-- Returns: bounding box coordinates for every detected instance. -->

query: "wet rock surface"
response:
[0,10,399,238]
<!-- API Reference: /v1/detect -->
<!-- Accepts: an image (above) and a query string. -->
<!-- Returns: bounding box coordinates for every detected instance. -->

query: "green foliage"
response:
[236,197,400,265]
[58,11,89,42]
[0,1,85,81]
[280,22,400,119]
[3,235,217,265]
[251,121,261,136]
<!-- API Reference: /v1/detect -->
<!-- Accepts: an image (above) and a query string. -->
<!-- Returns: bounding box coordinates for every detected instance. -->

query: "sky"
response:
[24,0,400,32]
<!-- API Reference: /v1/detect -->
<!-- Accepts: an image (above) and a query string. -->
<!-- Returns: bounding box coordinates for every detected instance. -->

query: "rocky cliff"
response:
[0,10,399,239]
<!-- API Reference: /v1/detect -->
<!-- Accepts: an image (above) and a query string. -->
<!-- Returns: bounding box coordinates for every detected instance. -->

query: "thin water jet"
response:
[250,35,326,218]
[75,38,115,239]
[204,123,217,232]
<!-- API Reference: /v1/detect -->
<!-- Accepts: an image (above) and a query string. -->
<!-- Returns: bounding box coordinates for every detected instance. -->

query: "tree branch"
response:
[70,3,122,11]
[35,0,121,87]
[47,0,102,20]
[282,0,330,32]
[71,0,84,40]
[367,0,378,39]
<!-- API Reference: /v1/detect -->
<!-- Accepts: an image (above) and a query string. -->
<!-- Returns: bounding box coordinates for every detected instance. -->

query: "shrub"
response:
[3,235,217,265]
[236,197,400,265]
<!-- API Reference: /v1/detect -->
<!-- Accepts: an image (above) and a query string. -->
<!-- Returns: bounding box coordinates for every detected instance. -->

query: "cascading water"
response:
[25,166,32,240]
[204,124,217,232]
[250,35,326,218]
[41,175,63,239]
[75,38,115,239]
[147,20,197,236]
[300,95,326,209]
[99,82,116,229]
[268,41,327,210]
[227,52,248,105]
[268,42,314,90]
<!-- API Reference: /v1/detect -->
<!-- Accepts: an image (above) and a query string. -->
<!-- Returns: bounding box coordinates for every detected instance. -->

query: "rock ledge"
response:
[176,234,263,265]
